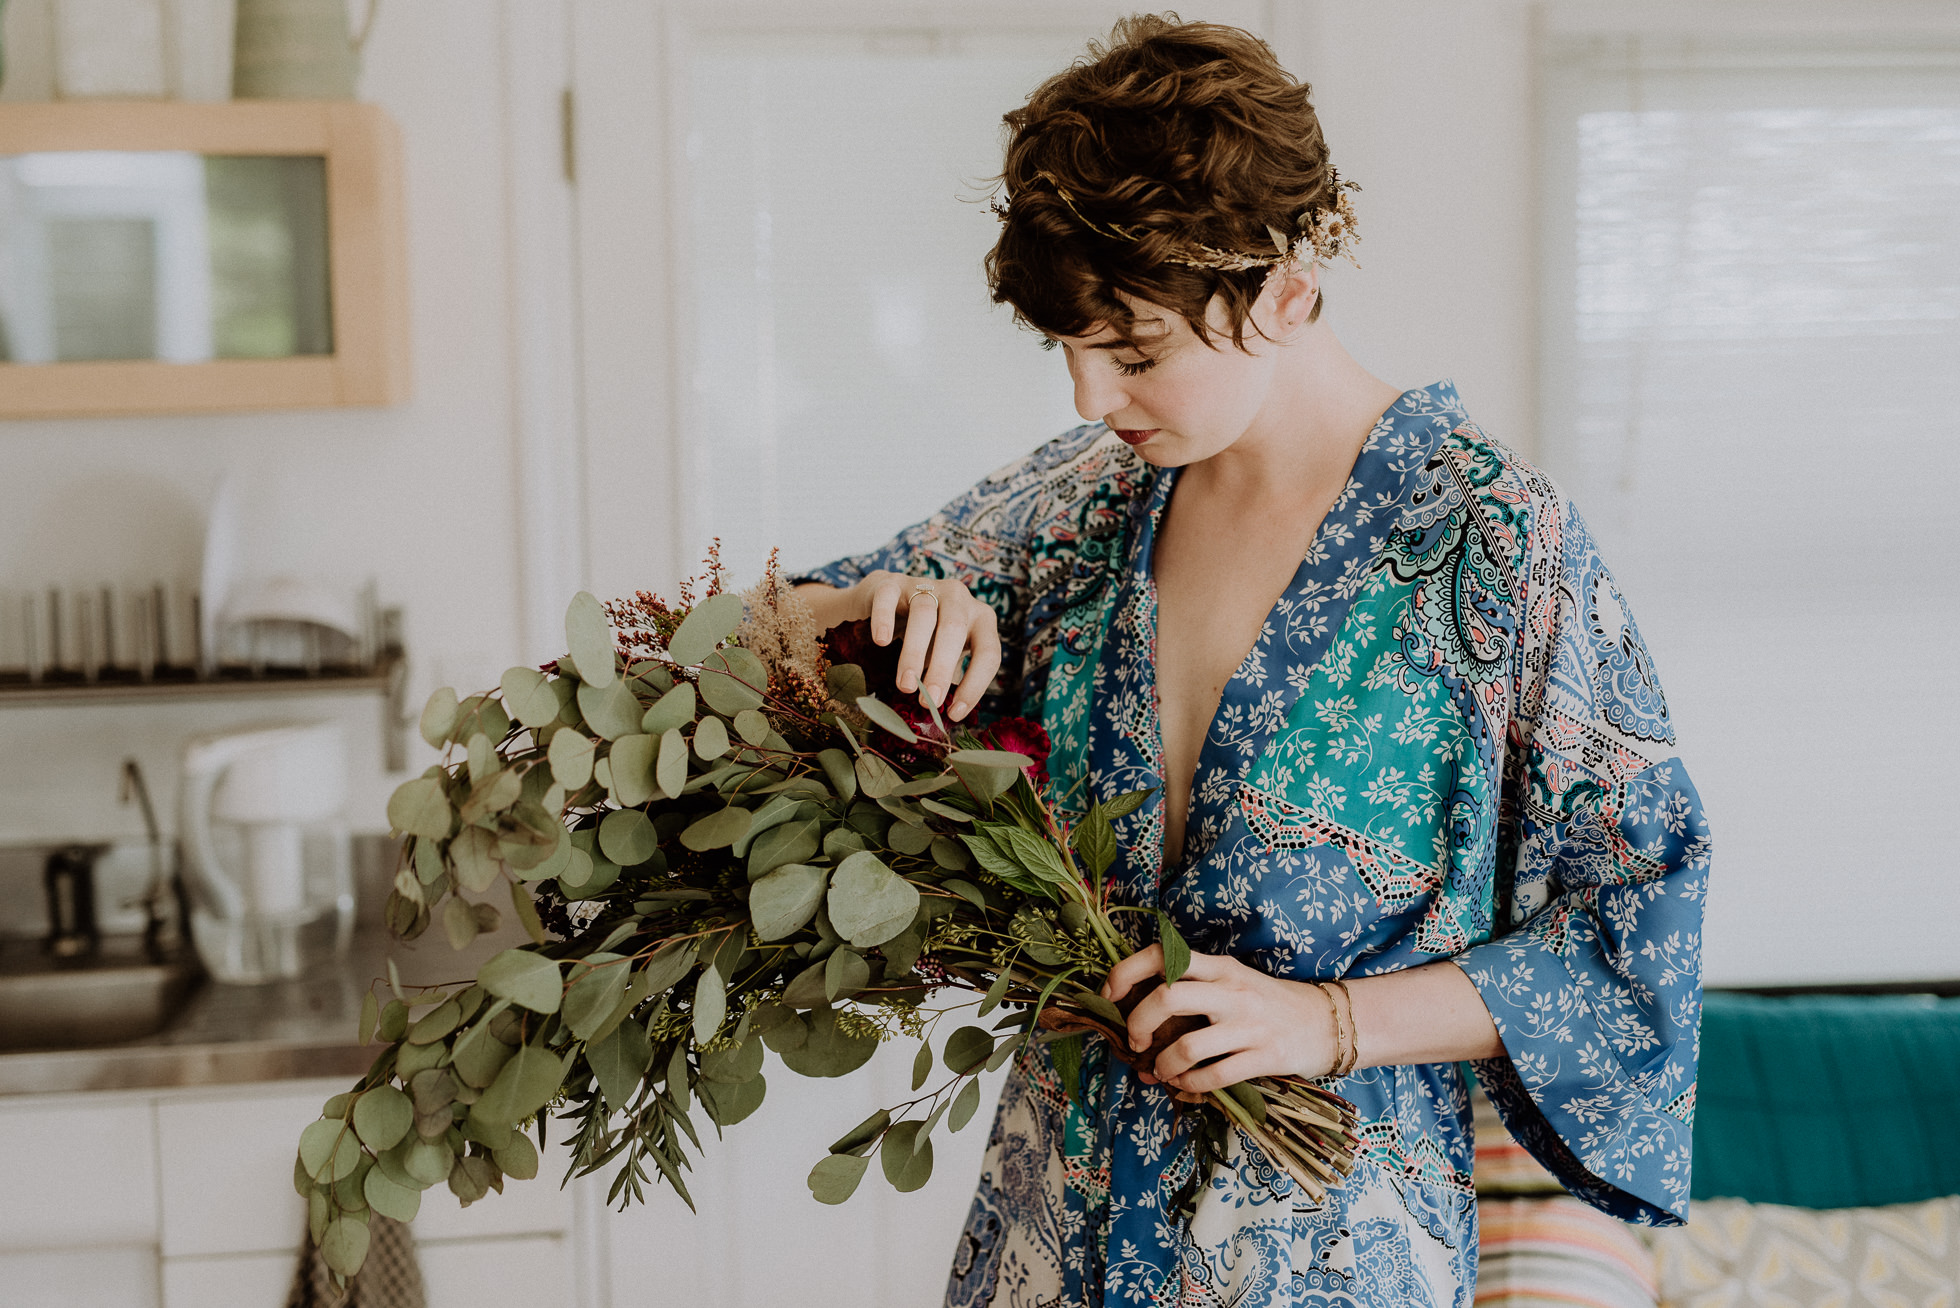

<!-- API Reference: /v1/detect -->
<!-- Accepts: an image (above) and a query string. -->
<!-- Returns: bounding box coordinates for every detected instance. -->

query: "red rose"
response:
[977,717,1050,790]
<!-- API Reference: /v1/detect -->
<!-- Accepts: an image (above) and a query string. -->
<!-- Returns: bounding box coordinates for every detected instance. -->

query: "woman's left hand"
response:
[1102,944,1338,1100]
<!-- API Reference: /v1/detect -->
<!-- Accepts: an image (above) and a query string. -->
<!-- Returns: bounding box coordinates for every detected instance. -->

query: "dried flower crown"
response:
[994,169,1362,280]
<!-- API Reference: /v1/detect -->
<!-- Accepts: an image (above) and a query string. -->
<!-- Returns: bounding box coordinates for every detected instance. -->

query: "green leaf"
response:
[419,686,459,749]
[500,666,561,729]
[949,1076,983,1132]
[641,682,696,736]
[402,1137,454,1187]
[1051,1033,1084,1106]
[911,1040,933,1092]
[607,734,658,807]
[492,1131,540,1181]
[824,947,870,1002]
[588,1020,653,1113]
[451,826,503,894]
[451,1025,516,1089]
[808,1152,869,1205]
[829,1108,890,1155]
[888,820,934,855]
[1158,911,1191,986]
[442,896,479,951]
[960,831,1050,899]
[598,808,657,865]
[508,879,547,945]
[577,677,642,741]
[855,695,918,743]
[978,966,1014,1016]
[914,1097,950,1153]
[946,748,1034,770]
[546,727,595,792]
[299,1118,360,1182]
[777,1005,878,1078]
[994,825,1073,886]
[692,964,726,1044]
[699,1072,767,1126]
[351,1085,414,1152]
[825,851,921,949]
[565,591,617,686]
[693,715,730,760]
[478,949,562,1014]
[639,939,700,997]
[733,709,770,745]
[655,728,689,800]
[363,1167,421,1224]
[1071,807,1118,879]
[680,806,751,852]
[749,862,828,940]
[699,647,768,715]
[1071,990,1125,1028]
[358,991,379,1046]
[473,1043,570,1127]
[944,1025,995,1075]
[880,1121,933,1192]
[387,778,452,840]
[950,760,1018,808]
[853,752,901,799]
[667,592,745,666]
[563,954,631,1041]
[748,818,820,881]
[818,748,857,803]
[320,1215,371,1277]
[1104,787,1152,819]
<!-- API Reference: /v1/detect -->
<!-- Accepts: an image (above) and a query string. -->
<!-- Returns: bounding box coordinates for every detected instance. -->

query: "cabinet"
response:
[0,1078,581,1308]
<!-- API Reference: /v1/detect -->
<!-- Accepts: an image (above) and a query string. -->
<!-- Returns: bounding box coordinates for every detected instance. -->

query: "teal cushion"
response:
[1692,991,1960,1208]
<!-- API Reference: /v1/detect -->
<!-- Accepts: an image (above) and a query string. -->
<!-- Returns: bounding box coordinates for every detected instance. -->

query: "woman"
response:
[797,17,1709,1308]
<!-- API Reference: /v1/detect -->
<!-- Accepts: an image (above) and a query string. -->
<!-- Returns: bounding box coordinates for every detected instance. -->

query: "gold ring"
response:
[909,585,939,604]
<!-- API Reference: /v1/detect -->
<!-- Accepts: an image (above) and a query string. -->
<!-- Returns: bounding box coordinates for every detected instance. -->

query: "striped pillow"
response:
[1474,1087,1566,1197]
[1477,1196,1660,1308]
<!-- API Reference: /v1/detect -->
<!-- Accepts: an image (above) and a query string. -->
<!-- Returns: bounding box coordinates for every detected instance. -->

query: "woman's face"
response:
[1050,272,1313,467]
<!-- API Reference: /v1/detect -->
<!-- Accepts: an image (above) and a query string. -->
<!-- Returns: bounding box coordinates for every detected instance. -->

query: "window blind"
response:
[1538,33,1960,982]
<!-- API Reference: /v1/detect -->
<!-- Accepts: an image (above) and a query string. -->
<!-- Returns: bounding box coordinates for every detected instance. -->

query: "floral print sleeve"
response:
[1455,492,1711,1226]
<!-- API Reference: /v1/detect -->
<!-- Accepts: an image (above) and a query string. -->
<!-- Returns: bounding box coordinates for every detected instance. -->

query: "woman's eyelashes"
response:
[1112,355,1157,377]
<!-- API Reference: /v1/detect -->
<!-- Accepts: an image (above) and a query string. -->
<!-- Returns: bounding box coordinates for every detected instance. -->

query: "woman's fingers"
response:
[949,614,1001,721]
[1165,1050,1269,1097]
[1101,944,1165,1004]
[865,573,905,646]
[919,603,973,709]
[1148,1023,1241,1083]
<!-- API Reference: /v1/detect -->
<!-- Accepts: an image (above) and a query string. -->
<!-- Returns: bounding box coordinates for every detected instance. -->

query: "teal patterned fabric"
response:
[799,382,1712,1307]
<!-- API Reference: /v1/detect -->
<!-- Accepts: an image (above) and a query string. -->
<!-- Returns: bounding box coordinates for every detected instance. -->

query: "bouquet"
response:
[295,559,1357,1278]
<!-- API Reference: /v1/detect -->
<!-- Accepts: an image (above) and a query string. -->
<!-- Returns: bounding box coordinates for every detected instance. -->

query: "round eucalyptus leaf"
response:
[667,592,746,666]
[699,648,767,715]
[693,715,730,761]
[556,845,593,890]
[473,1044,570,1128]
[733,709,770,745]
[692,964,726,1044]
[598,808,657,865]
[700,1072,767,1126]
[911,1040,933,1092]
[320,1215,371,1278]
[492,1131,540,1181]
[680,805,752,852]
[949,1076,983,1133]
[386,778,452,841]
[808,1152,868,1205]
[565,591,617,686]
[478,949,563,1014]
[656,728,689,800]
[881,1121,933,1192]
[547,728,594,791]
[889,820,935,856]
[352,1082,413,1153]
[826,851,920,949]
[298,1118,351,1182]
[407,997,462,1045]
[944,1025,996,1075]
[855,695,918,744]
[419,686,459,749]
[777,1005,878,1078]
[577,677,643,741]
[451,826,503,894]
[824,946,870,1002]
[749,862,828,940]
[363,1166,421,1224]
[402,1138,453,1186]
[500,666,560,729]
[641,682,696,737]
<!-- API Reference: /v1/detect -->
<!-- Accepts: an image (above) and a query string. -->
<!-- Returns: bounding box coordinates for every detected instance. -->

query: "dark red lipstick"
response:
[1113,428,1158,446]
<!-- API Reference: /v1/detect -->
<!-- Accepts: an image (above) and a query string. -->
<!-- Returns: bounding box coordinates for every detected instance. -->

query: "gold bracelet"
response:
[1313,981,1354,1079]
[1329,978,1359,1076]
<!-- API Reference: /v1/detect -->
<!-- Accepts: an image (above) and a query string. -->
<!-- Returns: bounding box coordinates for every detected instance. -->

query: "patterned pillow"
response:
[1650,1195,1960,1307]
[1477,1196,1660,1308]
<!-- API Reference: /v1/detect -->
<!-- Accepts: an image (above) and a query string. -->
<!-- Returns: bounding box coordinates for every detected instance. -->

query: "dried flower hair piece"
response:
[997,169,1362,282]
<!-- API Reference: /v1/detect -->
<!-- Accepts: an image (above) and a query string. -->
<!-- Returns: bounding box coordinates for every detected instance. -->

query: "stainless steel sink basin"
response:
[0,938,201,1051]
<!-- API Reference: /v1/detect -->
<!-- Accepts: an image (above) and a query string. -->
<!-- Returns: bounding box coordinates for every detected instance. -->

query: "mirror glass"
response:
[0,152,331,363]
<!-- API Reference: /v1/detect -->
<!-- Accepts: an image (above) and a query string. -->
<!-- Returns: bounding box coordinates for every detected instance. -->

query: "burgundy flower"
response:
[978,717,1051,790]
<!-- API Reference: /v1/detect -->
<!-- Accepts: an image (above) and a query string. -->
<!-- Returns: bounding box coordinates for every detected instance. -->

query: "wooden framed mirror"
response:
[0,101,407,416]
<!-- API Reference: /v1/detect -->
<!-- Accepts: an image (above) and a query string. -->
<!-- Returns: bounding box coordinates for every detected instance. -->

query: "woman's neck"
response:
[1182,322,1401,505]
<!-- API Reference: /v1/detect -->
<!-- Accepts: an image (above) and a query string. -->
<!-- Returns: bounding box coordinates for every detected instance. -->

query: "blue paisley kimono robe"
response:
[799,382,1711,1308]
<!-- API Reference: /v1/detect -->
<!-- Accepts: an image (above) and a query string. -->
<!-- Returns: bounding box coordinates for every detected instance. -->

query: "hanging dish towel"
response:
[286,1215,427,1308]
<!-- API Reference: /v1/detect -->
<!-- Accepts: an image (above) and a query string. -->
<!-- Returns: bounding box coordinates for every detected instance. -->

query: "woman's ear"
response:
[1270,262,1321,336]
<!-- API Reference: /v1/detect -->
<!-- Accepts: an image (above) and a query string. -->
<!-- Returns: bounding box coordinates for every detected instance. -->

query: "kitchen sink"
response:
[0,938,202,1051]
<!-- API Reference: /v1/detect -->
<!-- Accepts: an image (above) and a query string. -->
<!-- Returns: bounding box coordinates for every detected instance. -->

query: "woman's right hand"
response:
[796,572,1001,722]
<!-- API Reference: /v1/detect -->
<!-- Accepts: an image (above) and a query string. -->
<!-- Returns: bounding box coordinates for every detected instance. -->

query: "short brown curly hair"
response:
[986,13,1352,350]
